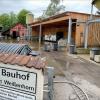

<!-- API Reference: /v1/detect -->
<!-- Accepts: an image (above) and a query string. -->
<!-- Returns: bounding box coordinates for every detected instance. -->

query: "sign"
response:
[45,35,57,41]
[0,66,38,100]
[0,86,35,100]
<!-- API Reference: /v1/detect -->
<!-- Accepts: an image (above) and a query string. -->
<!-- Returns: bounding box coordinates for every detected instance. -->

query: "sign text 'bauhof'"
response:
[0,65,44,100]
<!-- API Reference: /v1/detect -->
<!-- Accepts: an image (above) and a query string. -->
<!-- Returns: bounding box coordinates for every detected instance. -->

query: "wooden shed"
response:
[10,23,27,39]
[30,11,100,47]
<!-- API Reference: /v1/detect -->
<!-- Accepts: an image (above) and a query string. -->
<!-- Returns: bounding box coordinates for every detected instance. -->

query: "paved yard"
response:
[41,50,100,100]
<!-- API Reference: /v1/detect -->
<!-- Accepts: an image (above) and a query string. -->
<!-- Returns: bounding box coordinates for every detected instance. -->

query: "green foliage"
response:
[17,9,30,25]
[9,12,17,27]
[0,12,18,31]
[0,13,10,30]
[43,0,65,18]
[51,0,60,5]
[0,9,30,31]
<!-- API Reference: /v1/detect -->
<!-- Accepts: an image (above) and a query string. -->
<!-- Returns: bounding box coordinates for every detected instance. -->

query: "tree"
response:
[0,13,10,30]
[51,0,60,5]
[17,9,30,25]
[43,0,65,18]
[9,12,17,27]
[0,9,31,31]
[0,12,18,31]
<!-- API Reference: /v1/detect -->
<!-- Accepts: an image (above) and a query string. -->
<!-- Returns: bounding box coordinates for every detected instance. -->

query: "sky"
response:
[0,0,98,17]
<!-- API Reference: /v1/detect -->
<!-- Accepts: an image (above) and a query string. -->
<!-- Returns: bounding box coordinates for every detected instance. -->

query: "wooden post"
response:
[30,26,32,41]
[84,23,89,49]
[67,18,72,45]
[90,4,93,20]
[39,24,42,53]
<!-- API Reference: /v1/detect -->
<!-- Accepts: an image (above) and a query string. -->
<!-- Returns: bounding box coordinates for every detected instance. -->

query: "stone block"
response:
[94,55,100,63]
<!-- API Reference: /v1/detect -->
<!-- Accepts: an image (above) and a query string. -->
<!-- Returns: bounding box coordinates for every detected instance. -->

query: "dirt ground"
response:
[41,49,100,100]
[1,40,100,100]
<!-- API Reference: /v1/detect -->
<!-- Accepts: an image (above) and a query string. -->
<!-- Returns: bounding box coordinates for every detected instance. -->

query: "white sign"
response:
[45,35,56,41]
[0,86,35,100]
[0,66,37,100]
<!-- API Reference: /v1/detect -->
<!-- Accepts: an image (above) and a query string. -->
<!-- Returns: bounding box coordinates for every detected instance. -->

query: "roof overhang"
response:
[30,11,100,27]
[31,16,69,27]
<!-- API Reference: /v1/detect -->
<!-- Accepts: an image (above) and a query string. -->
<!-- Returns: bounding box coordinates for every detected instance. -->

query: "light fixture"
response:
[92,0,100,10]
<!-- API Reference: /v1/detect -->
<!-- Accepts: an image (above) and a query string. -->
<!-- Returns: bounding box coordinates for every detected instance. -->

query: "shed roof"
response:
[30,11,100,27]
[11,23,27,28]
[2,23,27,35]
[0,43,31,55]
[0,53,45,69]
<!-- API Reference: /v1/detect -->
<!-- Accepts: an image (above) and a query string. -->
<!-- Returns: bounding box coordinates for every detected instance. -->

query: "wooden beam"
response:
[32,16,69,27]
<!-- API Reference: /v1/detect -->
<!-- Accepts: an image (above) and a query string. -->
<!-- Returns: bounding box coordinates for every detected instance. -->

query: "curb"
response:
[67,53,100,67]
[77,55,100,67]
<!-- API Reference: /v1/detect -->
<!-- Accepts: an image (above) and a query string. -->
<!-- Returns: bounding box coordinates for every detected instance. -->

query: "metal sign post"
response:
[47,67,54,100]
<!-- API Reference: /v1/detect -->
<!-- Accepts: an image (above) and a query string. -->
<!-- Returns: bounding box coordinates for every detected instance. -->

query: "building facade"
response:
[10,23,27,39]
[30,11,100,47]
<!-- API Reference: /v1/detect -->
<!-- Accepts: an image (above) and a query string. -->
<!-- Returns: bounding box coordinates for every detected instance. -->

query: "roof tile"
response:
[19,55,32,66]
[0,54,11,62]
[0,53,45,70]
[4,54,18,64]
[11,55,26,65]
[35,58,46,69]
[0,53,5,58]
[26,57,39,68]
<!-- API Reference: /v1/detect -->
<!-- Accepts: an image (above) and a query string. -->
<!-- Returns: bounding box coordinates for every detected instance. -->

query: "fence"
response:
[88,18,100,47]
